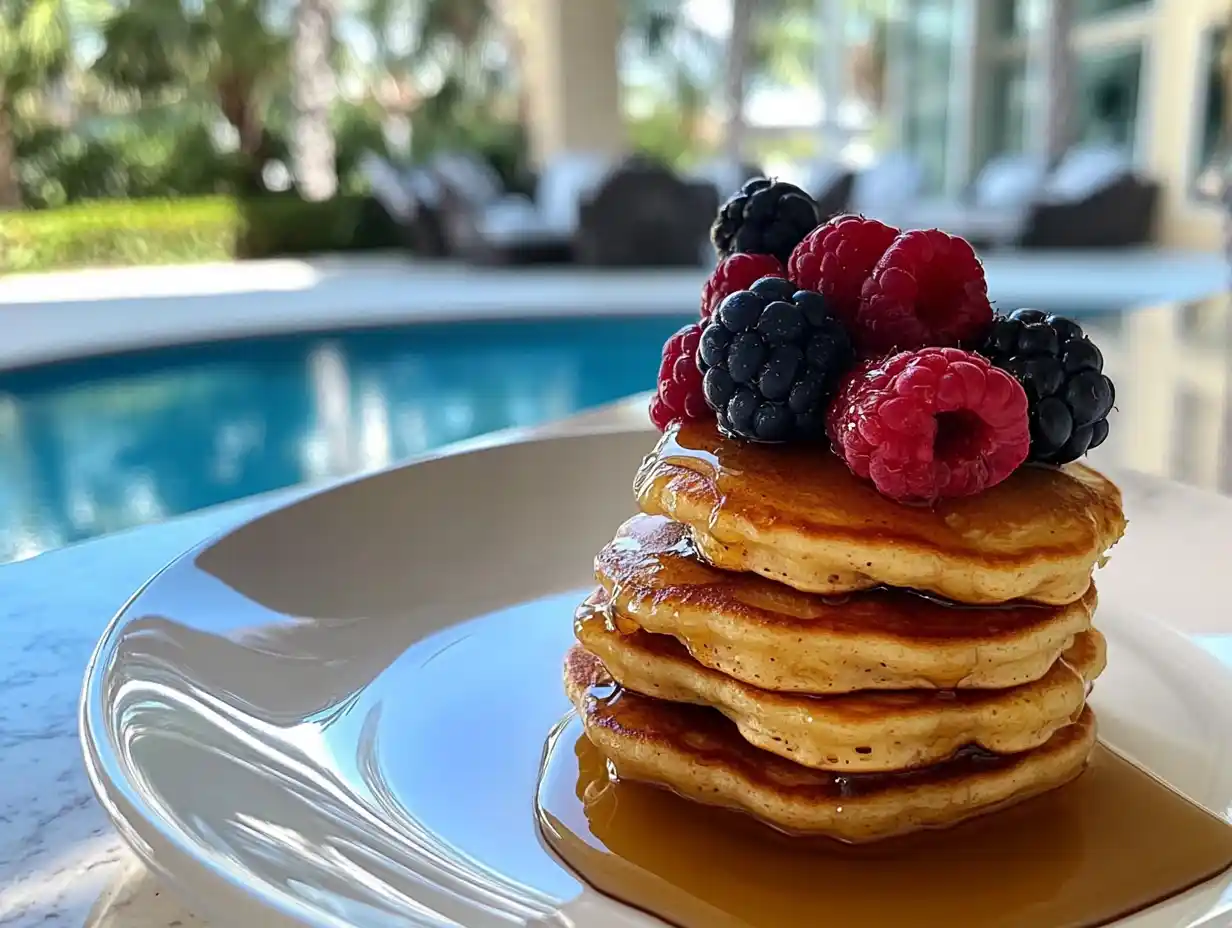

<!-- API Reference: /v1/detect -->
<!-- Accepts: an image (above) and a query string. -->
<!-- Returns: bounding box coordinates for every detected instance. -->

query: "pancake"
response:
[576,596,1104,771]
[596,515,1095,693]
[633,421,1126,605]
[564,645,1098,843]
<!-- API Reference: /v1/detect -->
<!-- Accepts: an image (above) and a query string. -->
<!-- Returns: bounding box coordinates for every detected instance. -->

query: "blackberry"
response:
[979,309,1115,465]
[698,277,852,443]
[711,177,821,265]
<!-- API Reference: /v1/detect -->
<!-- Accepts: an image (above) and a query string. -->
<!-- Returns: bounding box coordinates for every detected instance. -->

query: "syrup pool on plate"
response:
[535,705,1232,928]
[295,586,1232,928]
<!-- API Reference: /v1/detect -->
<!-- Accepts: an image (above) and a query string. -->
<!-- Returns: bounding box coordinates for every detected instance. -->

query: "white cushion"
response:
[477,195,541,237]
[433,154,505,206]
[1042,146,1129,202]
[359,154,416,220]
[852,153,924,222]
[973,155,1046,209]
[536,152,613,235]
[898,201,1026,244]
[804,161,847,199]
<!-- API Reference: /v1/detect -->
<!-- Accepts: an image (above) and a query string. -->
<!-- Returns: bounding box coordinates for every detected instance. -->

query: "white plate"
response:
[81,426,1232,928]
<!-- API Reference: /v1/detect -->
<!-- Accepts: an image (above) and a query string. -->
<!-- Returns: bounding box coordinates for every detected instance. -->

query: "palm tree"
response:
[291,0,338,200]
[723,0,755,160]
[1040,0,1076,166]
[94,0,288,191]
[0,0,72,208]
[626,0,721,156]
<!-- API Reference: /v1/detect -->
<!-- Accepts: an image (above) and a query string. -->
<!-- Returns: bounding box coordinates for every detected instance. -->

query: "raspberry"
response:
[711,177,821,265]
[788,215,898,328]
[826,347,1030,502]
[855,229,994,356]
[698,277,852,443]
[650,322,708,431]
[700,253,785,320]
[979,309,1115,464]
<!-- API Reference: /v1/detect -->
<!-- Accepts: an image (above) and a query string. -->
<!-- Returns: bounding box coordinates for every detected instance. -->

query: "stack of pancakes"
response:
[564,421,1127,842]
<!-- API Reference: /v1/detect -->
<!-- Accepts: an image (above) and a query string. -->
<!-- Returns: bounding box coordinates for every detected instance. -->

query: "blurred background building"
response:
[3,0,1231,259]
[1,0,1231,562]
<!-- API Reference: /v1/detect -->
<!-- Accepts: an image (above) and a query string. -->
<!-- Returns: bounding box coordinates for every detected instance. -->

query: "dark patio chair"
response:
[575,158,719,266]
[811,166,856,221]
[443,151,614,265]
[1019,173,1160,249]
[359,152,449,257]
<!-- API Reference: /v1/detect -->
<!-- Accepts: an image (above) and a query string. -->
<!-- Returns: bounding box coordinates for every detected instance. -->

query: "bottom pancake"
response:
[564,645,1098,843]
[576,592,1104,772]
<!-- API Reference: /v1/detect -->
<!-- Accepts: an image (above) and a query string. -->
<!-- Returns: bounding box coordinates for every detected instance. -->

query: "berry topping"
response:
[711,177,821,265]
[698,278,852,443]
[700,253,786,320]
[788,214,898,328]
[855,229,994,355]
[826,347,1031,503]
[650,322,708,432]
[979,309,1115,464]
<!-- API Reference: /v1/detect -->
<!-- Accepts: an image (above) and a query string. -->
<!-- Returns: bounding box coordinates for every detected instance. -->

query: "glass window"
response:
[1193,27,1227,200]
[1076,0,1150,22]
[982,58,1029,160]
[899,0,956,192]
[1073,44,1143,151]
[992,0,1043,38]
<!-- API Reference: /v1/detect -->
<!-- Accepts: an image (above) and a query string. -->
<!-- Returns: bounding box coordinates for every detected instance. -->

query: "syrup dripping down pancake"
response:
[563,645,1098,843]
[633,421,1126,605]
[596,515,1095,693]
[576,590,1104,772]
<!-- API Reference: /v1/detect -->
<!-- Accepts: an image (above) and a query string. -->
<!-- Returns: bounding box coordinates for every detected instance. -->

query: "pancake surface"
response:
[564,645,1098,843]
[576,597,1104,772]
[596,514,1095,692]
[634,422,1126,605]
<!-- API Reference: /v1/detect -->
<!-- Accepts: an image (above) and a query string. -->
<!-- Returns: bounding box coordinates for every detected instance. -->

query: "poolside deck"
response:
[0,248,1223,371]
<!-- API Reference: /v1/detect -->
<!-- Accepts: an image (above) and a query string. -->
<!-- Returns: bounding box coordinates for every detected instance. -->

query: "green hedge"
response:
[0,195,401,275]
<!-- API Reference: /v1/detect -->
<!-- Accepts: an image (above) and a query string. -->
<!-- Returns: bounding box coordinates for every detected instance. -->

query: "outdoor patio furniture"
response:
[805,161,857,221]
[575,157,719,266]
[896,153,1048,247]
[358,152,449,257]
[447,151,613,265]
[849,152,925,227]
[896,146,1159,249]
[1018,146,1160,249]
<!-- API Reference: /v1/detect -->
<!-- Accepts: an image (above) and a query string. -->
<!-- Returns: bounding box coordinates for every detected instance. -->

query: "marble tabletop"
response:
[0,401,648,927]
[4,361,1232,927]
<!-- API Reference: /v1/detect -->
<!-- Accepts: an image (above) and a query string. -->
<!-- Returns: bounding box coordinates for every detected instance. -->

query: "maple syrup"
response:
[535,713,1232,928]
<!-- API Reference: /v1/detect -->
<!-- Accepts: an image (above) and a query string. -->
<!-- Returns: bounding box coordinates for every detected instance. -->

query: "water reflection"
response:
[0,316,691,563]
[1082,294,1232,495]
[1,298,1230,564]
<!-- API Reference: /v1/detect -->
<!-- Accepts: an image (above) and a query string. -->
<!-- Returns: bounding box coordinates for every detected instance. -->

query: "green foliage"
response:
[0,194,402,274]
[0,0,71,98]
[16,118,237,208]
[0,197,236,272]
[628,107,699,169]
[13,98,407,207]
[408,102,532,195]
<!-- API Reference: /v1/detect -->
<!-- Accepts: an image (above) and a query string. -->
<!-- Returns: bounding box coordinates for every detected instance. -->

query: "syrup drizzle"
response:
[536,717,1232,928]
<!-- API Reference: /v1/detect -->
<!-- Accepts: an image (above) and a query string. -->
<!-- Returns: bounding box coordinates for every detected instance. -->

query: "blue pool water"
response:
[0,315,693,562]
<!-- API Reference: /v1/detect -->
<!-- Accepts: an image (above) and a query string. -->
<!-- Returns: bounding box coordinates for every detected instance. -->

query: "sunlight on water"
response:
[0,316,689,563]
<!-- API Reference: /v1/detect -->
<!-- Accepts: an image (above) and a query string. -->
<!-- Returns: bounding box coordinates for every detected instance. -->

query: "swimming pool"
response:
[0,315,693,562]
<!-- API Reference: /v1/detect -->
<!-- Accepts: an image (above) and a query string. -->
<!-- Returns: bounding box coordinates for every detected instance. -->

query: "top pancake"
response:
[634,421,1127,605]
